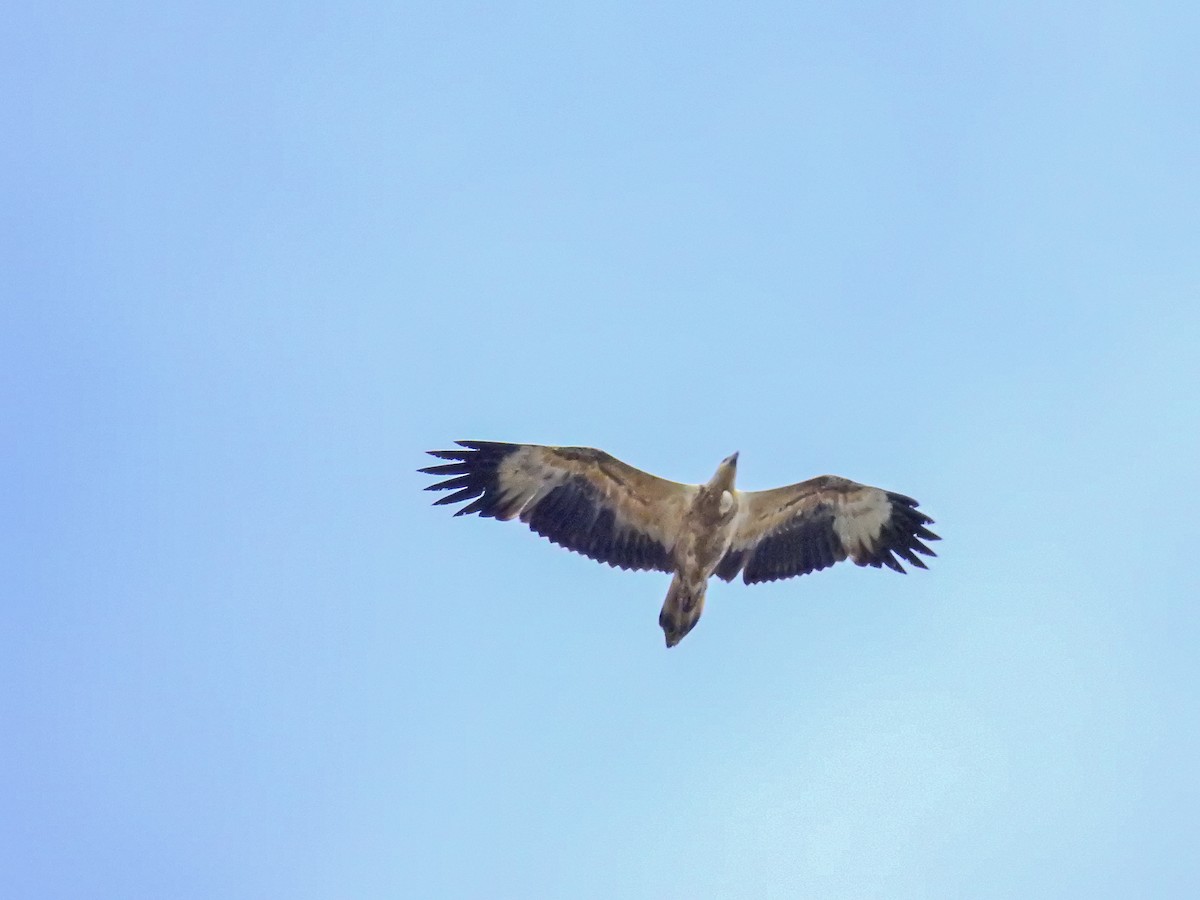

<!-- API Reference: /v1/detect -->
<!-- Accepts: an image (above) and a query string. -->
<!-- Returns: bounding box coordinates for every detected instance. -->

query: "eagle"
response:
[420,441,939,647]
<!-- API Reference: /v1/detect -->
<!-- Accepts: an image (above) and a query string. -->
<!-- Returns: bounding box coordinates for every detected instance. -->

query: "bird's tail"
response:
[659,575,706,648]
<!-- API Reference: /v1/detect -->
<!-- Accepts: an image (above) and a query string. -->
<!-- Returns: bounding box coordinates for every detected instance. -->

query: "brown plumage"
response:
[420,441,939,647]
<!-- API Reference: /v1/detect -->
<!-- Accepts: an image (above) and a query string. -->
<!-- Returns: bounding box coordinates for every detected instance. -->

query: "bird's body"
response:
[658,455,741,645]
[421,441,939,647]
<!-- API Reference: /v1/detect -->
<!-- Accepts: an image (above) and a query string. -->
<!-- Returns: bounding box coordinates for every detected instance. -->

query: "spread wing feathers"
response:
[715,475,940,585]
[420,441,698,573]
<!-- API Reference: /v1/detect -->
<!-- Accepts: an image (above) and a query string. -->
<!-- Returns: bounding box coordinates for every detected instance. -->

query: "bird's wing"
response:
[420,441,698,573]
[714,475,939,584]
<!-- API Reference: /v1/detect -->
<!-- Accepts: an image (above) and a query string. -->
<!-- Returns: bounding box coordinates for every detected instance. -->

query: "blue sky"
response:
[4,2,1200,897]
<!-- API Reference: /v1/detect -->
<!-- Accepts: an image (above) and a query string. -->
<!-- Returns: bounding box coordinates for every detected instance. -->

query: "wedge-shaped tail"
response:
[659,575,706,648]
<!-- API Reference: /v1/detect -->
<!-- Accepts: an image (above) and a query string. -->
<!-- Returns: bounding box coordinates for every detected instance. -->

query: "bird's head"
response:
[709,451,739,489]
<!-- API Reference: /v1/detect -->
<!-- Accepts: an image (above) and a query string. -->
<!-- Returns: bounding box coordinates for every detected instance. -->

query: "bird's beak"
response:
[728,451,739,467]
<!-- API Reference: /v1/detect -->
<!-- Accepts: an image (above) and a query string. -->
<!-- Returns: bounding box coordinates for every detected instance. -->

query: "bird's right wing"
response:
[421,441,698,573]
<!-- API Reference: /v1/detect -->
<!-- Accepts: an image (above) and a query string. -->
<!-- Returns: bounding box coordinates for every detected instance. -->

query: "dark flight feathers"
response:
[420,441,679,573]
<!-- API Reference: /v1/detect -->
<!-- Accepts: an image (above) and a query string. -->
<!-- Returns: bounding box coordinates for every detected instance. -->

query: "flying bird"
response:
[420,441,939,647]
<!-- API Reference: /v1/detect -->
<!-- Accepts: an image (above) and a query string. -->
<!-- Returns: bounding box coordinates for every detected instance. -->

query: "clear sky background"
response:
[4,2,1200,898]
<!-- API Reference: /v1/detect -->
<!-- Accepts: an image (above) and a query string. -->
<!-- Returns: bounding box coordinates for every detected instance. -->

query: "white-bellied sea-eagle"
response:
[421,441,939,647]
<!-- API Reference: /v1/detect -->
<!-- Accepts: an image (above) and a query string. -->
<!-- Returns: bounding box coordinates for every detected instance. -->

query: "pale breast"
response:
[677,489,740,578]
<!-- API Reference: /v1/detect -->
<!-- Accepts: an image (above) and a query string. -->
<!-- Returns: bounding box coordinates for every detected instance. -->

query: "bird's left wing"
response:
[420,441,698,573]
[715,475,939,585]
